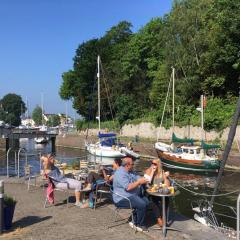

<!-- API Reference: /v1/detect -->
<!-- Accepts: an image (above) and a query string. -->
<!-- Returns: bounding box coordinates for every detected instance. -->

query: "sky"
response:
[0,0,172,118]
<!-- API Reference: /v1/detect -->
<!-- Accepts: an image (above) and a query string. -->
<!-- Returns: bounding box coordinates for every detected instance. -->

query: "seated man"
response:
[113,157,149,232]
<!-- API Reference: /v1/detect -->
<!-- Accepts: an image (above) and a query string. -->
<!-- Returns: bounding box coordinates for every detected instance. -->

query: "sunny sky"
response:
[0,0,172,118]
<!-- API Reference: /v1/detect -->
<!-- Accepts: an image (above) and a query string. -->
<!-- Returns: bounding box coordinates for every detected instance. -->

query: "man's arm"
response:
[127,177,147,191]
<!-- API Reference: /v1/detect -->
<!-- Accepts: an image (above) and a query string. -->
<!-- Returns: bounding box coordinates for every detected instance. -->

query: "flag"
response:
[203,96,207,109]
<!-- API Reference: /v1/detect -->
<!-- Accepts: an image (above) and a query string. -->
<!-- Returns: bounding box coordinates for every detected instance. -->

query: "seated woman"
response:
[81,158,122,208]
[145,158,170,226]
[41,154,83,207]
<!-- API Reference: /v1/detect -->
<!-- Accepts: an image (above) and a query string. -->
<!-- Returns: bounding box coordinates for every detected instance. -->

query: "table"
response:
[146,189,180,238]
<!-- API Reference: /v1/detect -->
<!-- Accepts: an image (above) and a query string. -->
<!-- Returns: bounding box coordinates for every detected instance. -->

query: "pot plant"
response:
[3,195,17,230]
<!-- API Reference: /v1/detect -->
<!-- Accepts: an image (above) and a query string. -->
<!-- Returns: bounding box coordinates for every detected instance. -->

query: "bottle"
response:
[170,180,175,194]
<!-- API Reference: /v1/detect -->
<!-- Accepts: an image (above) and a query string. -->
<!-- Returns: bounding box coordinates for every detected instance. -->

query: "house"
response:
[21,118,35,126]
[58,113,73,127]
[42,113,73,127]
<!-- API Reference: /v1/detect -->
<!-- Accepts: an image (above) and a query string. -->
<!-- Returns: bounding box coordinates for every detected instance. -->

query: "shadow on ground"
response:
[13,215,52,229]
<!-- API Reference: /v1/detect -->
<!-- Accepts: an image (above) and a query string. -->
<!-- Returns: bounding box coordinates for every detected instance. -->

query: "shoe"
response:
[74,202,83,207]
[157,217,163,227]
[80,201,90,208]
[89,201,94,209]
[136,225,149,232]
[129,221,135,229]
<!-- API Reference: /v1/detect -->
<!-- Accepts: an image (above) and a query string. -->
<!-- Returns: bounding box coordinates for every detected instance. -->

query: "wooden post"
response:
[51,137,56,154]
[0,180,4,234]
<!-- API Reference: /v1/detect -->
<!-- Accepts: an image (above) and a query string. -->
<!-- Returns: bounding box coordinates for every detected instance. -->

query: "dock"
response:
[0,178,231,240]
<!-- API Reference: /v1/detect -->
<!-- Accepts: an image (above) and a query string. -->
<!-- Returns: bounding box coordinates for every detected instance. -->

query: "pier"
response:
[0,178,232,240]
[0,127,58,153]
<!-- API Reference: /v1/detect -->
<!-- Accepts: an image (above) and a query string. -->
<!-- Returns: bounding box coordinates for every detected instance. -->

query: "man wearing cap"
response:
[112,157,149,232]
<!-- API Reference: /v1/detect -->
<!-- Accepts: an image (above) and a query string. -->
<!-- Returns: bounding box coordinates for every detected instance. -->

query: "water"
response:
[0,139,238,230]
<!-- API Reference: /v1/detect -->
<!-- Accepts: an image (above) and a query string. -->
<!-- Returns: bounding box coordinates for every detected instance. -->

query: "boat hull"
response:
[86,144,125,158]
[156,149,220,172]
[34,137,48,144]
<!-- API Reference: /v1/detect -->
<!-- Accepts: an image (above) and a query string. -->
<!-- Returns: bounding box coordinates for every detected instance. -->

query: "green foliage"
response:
[32,105,43,125]
[202,97,236,131]
[0,93,26,126]
[4,195,17,207]
[59,0,240,131]
[76,119,120,132]
[47,114,60,127]
[115,95,143,126]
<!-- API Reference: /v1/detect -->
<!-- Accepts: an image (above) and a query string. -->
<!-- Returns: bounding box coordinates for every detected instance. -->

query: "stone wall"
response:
[56,123,240,150]
[56,132,97,149]
[120,122,240,141]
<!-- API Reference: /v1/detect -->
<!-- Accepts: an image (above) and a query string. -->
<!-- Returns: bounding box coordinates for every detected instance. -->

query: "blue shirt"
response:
[47,166,66,183]
[112,166,141,203]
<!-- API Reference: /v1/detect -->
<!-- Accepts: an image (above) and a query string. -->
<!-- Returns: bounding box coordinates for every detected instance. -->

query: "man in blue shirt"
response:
[113,157,149,232]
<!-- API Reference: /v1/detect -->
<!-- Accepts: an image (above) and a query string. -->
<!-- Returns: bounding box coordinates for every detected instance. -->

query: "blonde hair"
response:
[152,158,162,177]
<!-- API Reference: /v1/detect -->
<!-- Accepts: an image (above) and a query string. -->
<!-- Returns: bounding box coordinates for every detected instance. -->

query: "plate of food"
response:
[147,185,159,193]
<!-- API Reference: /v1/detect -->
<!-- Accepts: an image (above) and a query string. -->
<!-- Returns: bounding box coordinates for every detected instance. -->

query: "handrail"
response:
[17,148,27,178]
[6,148,12,178]
[237,193,240,240]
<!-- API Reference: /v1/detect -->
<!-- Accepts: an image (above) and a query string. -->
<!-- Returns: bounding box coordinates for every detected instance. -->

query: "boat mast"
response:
[210,95,240,206]
[201,95,204,140]
[41,92,44,125]
[97,55,101,132]
[172,67,175,133]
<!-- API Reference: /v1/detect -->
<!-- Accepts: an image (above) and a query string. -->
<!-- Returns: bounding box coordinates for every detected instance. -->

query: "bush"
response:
[125,97,238,131]
[4,195,17,207]
[76,119,120,132]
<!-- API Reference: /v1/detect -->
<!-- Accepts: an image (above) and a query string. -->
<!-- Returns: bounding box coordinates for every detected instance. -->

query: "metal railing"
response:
[7,148,29,178]
[6,148,12,178]
[237,193,240,240]
[17,148,27,178]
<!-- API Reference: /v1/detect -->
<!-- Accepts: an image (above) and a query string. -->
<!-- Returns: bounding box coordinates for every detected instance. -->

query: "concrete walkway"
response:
[0,180,231,240]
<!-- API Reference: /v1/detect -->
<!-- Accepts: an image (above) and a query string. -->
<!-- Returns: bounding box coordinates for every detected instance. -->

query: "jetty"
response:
[0,178,231,240]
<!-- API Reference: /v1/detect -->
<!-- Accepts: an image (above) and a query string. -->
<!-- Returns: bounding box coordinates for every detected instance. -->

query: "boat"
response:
[85,56,139,159]
[34,137,48,144]
[155,67,221,172]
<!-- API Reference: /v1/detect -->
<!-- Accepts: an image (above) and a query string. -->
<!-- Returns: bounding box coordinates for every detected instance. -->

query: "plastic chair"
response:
[74,160,89,181]
[26,165,47,191]
[79,160,88,170]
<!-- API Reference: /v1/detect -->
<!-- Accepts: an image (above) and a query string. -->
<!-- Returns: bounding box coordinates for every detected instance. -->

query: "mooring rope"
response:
[173,179,240,197]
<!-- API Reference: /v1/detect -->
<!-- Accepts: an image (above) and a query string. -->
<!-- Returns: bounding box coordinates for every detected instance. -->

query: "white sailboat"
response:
[86,56,139,159]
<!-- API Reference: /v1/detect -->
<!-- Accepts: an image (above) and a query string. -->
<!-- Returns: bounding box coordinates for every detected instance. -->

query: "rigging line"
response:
[173,179,240,197]
[158,71,173,141]
[86,67,98,140]
[100,60,115,122]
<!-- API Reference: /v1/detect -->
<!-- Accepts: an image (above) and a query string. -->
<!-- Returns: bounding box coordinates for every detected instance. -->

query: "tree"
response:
[0,93,26,126]
[59,21,133,120]
[115,94,142,125]
[47,115,60,127]
[59,1,240,129]
[32,105,43,126]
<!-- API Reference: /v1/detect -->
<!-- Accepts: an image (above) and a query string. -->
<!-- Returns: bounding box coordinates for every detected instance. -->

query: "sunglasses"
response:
[151,162,157,166]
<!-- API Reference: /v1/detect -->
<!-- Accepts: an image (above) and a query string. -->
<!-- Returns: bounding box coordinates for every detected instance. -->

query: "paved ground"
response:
[0,180,231,240]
